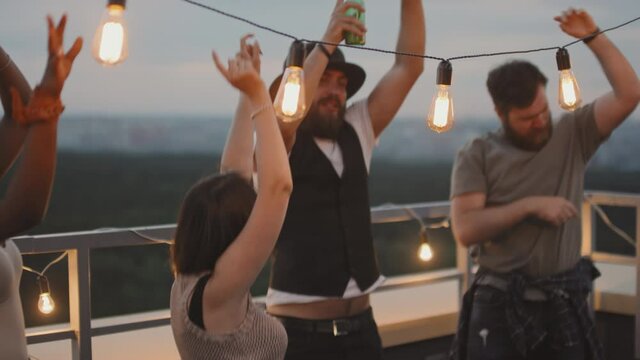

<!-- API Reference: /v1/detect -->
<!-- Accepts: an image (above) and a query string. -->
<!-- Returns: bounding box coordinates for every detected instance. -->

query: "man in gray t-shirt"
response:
[452,102,601,277]
[449,9,640,360]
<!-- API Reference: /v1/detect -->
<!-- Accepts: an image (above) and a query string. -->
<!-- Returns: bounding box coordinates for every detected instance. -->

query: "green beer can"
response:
[344,0,365,45]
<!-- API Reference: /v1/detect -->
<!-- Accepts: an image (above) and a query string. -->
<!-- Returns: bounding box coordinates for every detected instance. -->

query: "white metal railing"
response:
[12,191,640,359]
[16,224,176,358]
[580,191,640,358]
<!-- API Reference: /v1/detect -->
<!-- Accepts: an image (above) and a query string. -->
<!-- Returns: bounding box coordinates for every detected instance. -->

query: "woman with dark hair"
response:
[170,36,292,359]
[0,15,81,360]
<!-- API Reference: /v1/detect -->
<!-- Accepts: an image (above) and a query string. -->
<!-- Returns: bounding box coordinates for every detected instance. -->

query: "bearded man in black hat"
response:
[264,1,425,359]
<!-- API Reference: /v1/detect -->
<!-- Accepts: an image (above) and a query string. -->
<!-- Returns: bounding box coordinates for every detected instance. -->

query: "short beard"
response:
[503,114,553,151]
[299,96,346,140]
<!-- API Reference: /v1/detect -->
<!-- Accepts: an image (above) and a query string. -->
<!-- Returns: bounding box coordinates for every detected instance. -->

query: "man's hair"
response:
[486,60,548,116]
[171,173,256,274]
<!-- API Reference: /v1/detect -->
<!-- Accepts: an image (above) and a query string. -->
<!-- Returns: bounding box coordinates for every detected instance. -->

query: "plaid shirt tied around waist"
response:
[449,258,604,360]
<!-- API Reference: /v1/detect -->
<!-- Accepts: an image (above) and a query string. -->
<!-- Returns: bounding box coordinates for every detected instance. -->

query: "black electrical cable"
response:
[180,0,298,41]
[179,0,639,63]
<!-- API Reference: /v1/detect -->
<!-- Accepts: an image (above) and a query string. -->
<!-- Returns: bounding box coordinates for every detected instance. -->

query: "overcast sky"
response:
[1,0,639,120]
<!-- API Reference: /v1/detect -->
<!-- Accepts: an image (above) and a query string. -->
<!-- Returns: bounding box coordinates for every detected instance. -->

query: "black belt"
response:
[274,308,375,336]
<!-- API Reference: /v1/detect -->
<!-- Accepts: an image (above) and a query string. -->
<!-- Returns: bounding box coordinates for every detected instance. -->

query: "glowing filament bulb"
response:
[38,292,55,314]
[558,69,581,111]
[274,41,307,123]
[433,95,450,127]
[281,73,302,117]
[418,242,433,262]
[556,48,582,111]
[427,61,454,133]
[429,85,454,132]
[99,22,124,63]
[92,1,129,66]
[37,276,55,315]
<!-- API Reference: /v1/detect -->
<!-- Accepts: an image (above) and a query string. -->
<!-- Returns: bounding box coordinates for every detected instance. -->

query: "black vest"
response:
[270,122,380,297]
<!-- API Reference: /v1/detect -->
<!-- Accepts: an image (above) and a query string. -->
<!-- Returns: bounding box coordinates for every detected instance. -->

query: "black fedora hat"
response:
[269,42,366,101]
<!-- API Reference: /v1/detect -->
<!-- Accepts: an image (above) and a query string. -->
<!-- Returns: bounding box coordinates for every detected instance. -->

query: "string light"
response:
[556,48,582,111]
[418,228,433,262]
[427,61,454,133]
[179,0,639,62]
[585,197,636,248]
[397,206,451,263]
[18,231,170,317]
[273,40,307,122]
[92,0,129,66]
[37,276,55,315]
[128,229,174,244]
[178,0,639,130]
[22,252,67,316]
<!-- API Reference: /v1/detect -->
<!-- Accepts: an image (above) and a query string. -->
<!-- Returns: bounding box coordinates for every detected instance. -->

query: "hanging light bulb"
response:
[37,276,55,315]
[92,0,129,66]
[273,41,306,122]
[427,61,454,133]
[556,48,582,111]
[417,228,434,262]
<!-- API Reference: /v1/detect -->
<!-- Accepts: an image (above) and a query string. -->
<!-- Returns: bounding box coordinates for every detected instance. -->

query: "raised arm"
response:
[208,41,292,304]
[0,47,32,178]
[219,35,261,181]
[367,0,425,137]
[0,15,82,243]
[554,9,640,138]
[279,0,366,151]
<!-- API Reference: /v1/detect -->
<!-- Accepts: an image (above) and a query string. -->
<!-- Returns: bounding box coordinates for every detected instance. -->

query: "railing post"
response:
[581,197,597,310]
[581,197,594,257]
[456,243,470,301]
[68,247,92,360]
[635,204,640,359]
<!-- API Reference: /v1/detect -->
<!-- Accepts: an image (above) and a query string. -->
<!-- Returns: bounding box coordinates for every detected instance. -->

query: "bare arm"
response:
[220,94,254,180]
[279,0,366,152]
[0,122,58,242]
[302,0,365,115]
[207,44,292,305]
[367,0,425,137]
[555,9,640,137]
[452,192,530,247]
[590,34,640,136]
[220,36,262,181]
[0,15,82,243]
[452,192,577,247]
[0,47,32,177]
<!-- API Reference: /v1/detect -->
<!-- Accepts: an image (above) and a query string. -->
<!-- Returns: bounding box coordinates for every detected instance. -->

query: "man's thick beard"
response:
[299,99,346,140]
[503,116,554,151]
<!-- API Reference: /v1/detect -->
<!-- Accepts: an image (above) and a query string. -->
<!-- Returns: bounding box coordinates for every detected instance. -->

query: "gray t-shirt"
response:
[451,103,603,277]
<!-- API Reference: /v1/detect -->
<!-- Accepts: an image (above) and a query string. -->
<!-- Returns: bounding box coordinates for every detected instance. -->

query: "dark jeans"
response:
[467,285,587,360]
[282,311,383,360]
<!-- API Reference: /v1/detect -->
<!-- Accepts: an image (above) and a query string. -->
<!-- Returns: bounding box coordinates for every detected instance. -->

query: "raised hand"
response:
[554,8,598,39]
[11,14,82,125]
[212,36,265,100]
[322,0,367,44]
[240,34,261,75]
[39,14,83,97]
